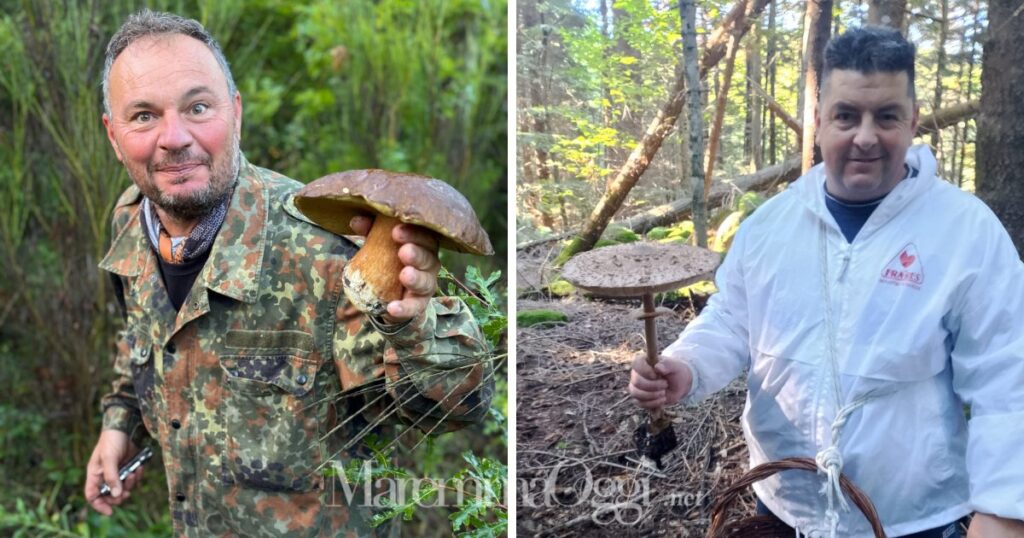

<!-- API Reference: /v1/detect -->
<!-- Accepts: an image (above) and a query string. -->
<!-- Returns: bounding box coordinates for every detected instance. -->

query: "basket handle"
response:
[705,457,886,538]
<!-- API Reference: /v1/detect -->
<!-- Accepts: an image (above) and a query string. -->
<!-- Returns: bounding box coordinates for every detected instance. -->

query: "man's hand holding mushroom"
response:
[629,353,693,409]
[294,169,493,324]
[348,215,441,323]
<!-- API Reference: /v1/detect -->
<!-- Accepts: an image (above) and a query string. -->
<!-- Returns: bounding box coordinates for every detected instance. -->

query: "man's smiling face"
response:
[815,69,919,202]
[102,33,242,221]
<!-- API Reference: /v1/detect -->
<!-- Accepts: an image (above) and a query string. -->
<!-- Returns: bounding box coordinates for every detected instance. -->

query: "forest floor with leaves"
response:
[515,244,754,537]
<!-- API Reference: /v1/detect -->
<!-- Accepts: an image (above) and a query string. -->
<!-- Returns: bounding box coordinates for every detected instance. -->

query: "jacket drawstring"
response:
[817,222,887,538]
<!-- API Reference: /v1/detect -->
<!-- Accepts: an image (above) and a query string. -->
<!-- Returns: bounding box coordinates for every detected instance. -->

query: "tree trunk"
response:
[609,2,643,185]
[601,0,612,176]
[704,21,743,198]
[976,0,1024,255]
[868,0,906,30]
[950,123,960,185]
[958,2,982,187]
[767,0,778,165]
[553,0,771,264]
[749,77,803,140]
[950,50,964,182]
[746,21,764,171]
[519,1,552,182]
[801,0,832,173]
[915,101,980,137]
[683,0,708,248]
[930,0,948,163]
[620,154,803,234]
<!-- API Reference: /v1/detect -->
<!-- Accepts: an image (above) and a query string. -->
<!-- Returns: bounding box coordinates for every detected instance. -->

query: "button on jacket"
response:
[665,145,1024,535]
[98,157,493,537]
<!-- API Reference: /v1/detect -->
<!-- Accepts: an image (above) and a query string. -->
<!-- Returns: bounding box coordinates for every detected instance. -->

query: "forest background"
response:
[0,0,507,536]
[516,0,1022,257]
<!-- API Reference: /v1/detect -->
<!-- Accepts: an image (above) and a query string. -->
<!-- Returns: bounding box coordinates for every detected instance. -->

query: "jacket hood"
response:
[791,144,939,237]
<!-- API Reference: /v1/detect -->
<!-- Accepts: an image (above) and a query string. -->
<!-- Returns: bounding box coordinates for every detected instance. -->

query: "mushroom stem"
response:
[641,292,671,432]
[642,293,659,367]
[343,215,406,316]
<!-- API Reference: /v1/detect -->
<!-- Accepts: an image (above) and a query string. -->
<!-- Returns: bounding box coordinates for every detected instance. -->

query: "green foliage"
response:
[607,227,640,243]
[356,266,508,536]
[447,453,507,537]
[663,279,718,302]
[0,405,44,466]
[736,191,766,216]
[553,236,585,267]
[711,210,744,252]
[0,483,171,538]
[277,0,508,274]
[543,1,680,184]
[442,266,507,351]
[661,221,695,244]
[646,226,671,240]
[517,309,569,327]
[547,279,577,297]
[341,441,507,538]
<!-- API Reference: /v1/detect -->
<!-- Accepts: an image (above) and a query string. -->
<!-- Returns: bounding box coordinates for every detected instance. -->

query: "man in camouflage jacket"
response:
[84,10,492,537]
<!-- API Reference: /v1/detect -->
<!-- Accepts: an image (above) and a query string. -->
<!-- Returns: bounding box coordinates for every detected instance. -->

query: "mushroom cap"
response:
[561,242,720,297]
[293,169,494,255]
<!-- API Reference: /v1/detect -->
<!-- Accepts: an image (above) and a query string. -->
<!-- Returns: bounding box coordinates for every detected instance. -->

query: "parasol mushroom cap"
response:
[561,242,720,297]
[293,169,493,255]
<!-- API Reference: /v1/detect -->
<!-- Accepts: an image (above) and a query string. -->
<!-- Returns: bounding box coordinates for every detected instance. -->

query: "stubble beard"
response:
[125,132,241,222]
[829,156,899,199]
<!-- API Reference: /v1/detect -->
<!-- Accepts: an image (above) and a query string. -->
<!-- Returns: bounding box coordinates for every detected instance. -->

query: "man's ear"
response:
[814,103,821,146]
[102,114,123,162]
[233,91,243,138]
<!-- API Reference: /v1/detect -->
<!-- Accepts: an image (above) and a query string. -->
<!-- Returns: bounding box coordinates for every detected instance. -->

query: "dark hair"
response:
[821,26,916,100]
[102,9,237,117]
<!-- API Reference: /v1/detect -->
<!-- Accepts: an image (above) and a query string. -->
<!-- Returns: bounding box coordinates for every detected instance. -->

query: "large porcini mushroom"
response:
[293,169,493,317]
[562,242,720,467]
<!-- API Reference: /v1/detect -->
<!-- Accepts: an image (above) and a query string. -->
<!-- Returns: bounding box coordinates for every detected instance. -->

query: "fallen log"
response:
[517,155,800,250]
[519,100,980,251]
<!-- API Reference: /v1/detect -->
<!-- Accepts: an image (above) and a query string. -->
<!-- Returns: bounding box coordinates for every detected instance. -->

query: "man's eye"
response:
[190,103,209,115]
[133,112,153,122]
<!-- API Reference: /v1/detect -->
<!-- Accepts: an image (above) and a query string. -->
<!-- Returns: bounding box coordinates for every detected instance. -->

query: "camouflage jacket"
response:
[98,157,493,537]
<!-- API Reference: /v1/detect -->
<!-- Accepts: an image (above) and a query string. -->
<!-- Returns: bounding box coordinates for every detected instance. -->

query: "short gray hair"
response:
[102,9,237,117]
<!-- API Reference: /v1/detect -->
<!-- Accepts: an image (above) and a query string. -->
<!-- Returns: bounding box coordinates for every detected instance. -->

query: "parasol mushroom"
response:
[561,242,720,467]
[293,169,493,317]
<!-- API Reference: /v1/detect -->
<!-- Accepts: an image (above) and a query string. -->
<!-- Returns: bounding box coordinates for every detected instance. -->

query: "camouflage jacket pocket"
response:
[218,350,321,493]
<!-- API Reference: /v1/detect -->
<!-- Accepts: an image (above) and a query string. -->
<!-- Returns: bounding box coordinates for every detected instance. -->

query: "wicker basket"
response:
[705,457,886,538]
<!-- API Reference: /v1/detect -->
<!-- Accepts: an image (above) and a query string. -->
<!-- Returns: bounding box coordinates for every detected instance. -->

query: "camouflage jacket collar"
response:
[99,156,268,305]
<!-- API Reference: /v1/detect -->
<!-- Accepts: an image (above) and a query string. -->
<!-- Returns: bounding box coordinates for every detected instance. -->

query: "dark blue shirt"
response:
[824,165,916,243]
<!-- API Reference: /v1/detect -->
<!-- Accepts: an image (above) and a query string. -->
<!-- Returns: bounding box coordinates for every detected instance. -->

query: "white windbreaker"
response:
[664,145,1024,536]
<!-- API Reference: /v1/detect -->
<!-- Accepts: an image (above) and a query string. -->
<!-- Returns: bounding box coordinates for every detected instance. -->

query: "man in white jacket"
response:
[629,26,1024,537]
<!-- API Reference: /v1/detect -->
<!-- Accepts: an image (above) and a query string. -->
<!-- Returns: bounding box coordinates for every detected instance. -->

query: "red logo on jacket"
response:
[880,243,924,289]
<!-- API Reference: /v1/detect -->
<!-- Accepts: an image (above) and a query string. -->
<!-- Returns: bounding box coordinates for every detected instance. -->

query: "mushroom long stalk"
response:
[560,242,721,468]
[641,293,671,432]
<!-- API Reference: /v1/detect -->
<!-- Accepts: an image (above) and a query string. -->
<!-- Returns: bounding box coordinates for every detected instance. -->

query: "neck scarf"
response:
[141,191,232,265]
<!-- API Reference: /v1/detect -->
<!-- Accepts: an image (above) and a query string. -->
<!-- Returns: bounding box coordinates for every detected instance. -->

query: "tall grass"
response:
[1,1,130,461]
